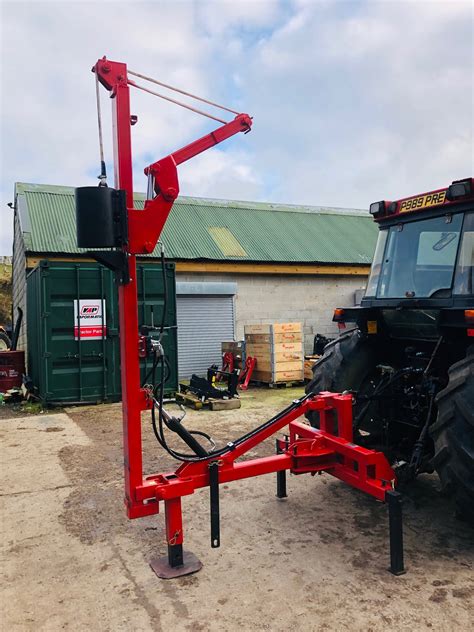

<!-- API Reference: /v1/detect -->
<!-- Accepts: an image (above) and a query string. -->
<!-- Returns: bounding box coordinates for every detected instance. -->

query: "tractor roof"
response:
[369,178,474,222]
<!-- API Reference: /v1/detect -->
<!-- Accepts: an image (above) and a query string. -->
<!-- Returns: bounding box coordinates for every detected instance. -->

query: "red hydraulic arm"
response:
[129,113,251,254]
[95,57,252,255]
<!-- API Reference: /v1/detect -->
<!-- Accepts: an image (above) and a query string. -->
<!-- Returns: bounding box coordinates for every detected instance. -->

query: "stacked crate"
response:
[245,323,304,384]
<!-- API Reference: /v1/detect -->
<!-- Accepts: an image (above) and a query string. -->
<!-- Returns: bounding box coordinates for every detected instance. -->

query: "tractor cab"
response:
[333,178,474,342]
[365,178,473,305]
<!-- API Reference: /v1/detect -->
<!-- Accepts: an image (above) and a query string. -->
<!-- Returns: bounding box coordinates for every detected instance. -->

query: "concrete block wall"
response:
[176,272,367,354]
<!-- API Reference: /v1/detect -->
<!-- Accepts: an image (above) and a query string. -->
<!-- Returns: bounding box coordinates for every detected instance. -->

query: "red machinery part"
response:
[95,57,251,256]
[221,351,234,374]
[0,351,25,391]
[216,351,234,382]
[90,57,405,579]
[137,392,394,507]
[135,391,404,577]
[238,356,256,390]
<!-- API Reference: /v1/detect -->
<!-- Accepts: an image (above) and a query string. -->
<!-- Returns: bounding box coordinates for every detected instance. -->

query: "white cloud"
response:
[240,0,473,205]
[0,0,472,256]
[197,0,283,36]
[178,148,262,200]
[0,1,225,252]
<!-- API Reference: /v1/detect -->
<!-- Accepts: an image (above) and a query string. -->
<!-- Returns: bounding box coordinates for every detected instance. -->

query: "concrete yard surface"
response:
[1,387,473,631]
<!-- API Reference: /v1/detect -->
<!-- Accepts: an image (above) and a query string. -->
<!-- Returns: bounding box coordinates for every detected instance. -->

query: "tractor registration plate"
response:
[399,190,447,213]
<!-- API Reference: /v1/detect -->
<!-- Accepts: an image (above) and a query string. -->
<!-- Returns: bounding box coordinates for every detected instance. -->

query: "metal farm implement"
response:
[75,57,406,579]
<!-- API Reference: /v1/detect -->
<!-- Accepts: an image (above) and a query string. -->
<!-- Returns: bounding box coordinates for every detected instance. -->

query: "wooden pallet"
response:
[176,391,203,410]
[250,379,305,389]
[244,323,304,387]
[268,380,304,389]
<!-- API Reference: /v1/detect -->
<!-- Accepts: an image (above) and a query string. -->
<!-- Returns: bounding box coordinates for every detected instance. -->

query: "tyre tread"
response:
[430,354,474,524]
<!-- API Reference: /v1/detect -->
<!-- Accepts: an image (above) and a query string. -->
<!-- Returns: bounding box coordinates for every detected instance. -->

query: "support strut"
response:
[209,461,220,548]
[149,497,203,579]
[386,490,406,575]
[276,436,288,499]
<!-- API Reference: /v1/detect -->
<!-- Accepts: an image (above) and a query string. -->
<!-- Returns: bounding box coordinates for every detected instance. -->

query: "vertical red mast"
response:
[94,57,148,516]
[91,56,252,518]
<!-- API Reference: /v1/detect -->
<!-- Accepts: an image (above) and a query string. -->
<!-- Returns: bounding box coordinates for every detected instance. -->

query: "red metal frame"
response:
[140,392,393,499]
[134,391,396,559]
[93,57,401,575]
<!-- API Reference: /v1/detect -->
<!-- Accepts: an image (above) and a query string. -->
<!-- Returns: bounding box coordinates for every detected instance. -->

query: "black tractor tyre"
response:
[305,328,378,427]
[430,350,474,524]
[0,330,10,351]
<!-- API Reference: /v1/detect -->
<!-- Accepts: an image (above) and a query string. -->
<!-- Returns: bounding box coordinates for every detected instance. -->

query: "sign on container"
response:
[74,299,107,340]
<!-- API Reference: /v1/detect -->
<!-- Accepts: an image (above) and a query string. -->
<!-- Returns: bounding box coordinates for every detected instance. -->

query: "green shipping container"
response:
[27,260,178,403]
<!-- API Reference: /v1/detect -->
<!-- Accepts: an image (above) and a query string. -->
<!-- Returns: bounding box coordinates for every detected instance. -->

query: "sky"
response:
[0,0,473,255]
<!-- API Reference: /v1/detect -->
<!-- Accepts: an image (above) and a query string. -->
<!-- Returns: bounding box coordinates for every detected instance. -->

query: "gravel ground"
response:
[1,386,473,631]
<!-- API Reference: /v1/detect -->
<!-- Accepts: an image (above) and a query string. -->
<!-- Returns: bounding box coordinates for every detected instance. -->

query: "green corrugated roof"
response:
[15,182,378,264]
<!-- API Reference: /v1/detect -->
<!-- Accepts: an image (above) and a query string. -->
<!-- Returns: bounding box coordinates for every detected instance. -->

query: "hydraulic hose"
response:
[148,245,311,462]
[158,245,167,340]
[151,386,309,463]
[353,367,417,429]
[141,246,169,389]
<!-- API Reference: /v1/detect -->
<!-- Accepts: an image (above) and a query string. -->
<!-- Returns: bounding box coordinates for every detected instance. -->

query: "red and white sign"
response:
[74,299,107,340]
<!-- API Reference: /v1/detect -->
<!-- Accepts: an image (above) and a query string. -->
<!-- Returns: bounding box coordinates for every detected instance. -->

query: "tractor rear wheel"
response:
[0,330,10,351]
[305,329,378,427]
[430,350,474,524]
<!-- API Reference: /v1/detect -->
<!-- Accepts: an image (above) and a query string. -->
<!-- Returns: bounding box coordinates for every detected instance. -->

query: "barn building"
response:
[12,182,377,378]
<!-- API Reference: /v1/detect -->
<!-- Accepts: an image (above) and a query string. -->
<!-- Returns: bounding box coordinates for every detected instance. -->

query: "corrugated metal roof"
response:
[208,227,248,257]
[15,182,378,264]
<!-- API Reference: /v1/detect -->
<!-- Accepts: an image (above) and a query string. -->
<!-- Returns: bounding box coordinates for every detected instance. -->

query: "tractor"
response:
[306,178,474,523]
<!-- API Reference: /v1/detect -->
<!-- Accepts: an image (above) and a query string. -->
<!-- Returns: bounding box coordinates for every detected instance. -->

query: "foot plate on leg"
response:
[150,551,203,579]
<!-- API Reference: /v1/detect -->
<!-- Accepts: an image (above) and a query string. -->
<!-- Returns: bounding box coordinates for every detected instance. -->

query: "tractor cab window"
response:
[453,211,474,295]
[365,230,388,297]
[376,213,464,299]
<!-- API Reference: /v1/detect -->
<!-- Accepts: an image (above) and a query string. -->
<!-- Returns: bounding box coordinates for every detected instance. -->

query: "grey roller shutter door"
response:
[177,295,235,379]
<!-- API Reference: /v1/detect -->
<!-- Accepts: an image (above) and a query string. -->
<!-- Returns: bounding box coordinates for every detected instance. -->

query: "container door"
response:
[35,262,120,403]
[27,260,178,403]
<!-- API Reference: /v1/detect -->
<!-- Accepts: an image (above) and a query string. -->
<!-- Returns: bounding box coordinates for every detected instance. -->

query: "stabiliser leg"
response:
[276,437,288,499]
[150,498,202,579]
[386,490,406,575]
[168,543,184,567]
